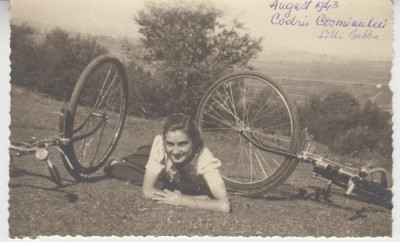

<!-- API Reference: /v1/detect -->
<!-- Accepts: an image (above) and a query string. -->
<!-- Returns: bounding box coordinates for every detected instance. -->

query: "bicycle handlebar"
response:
[9,144,38,154]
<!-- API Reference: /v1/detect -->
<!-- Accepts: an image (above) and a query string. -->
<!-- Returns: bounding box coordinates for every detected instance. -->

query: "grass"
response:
[8,86,392,238]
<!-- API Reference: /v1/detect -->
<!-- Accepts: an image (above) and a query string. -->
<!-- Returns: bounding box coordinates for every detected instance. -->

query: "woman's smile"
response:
[164,130,193,164]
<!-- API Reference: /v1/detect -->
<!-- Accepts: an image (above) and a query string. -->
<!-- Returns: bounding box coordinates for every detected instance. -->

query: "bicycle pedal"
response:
[346,179,356,195]
[299,132,315,153]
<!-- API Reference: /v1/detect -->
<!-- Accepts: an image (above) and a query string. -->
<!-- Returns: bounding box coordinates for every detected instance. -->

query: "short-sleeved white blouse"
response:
[145,135,224,188]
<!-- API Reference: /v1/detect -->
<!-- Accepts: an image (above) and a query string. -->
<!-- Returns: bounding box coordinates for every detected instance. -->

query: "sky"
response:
[10,0,394,61]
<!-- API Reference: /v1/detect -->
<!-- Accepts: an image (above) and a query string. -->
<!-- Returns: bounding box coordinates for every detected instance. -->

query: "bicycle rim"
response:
[64,55,128,175]
[196,71,299,194]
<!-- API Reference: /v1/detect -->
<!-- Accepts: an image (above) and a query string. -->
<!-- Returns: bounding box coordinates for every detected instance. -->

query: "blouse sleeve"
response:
[197,147,224,188]
[145,135,165,175]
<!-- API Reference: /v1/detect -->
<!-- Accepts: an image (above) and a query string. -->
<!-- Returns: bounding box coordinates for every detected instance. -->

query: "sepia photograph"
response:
[5,0,397,238]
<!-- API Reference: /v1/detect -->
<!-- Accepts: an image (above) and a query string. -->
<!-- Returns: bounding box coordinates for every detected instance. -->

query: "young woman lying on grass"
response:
[104,113,231,213]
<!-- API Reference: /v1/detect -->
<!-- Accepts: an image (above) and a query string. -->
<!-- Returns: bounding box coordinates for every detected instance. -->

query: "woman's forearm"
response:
[142,186,165,200]
[142,169,163,199]
[180,195,231,213]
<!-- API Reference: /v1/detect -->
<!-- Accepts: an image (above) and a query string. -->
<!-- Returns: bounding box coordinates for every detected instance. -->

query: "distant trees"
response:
[10,24,39,87]
[10,24,107,101]
[300,92,360,146]
[11,2,263,118]
[129,2,263,117]
[298,92,392,164]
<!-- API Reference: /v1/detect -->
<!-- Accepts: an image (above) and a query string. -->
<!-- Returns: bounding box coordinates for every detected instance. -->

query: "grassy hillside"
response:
[8,86,392,237]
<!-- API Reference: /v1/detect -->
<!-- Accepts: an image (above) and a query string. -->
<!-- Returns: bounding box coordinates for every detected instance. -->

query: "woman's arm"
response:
[142,169,164,199]
[184,182,231,212]
[152,173,231,213]
[142,135,166,199]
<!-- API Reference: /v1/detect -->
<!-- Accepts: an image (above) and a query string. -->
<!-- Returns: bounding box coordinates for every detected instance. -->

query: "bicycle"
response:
[195,71,392,206]
[9,55,128,184]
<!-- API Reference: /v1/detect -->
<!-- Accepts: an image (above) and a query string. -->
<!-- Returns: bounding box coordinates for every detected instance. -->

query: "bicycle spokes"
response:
[67,57,127,172]
[197,73,298,189]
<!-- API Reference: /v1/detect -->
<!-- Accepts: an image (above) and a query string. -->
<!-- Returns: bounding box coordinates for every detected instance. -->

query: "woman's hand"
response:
[151,189,183,205]
[151,189,230,213]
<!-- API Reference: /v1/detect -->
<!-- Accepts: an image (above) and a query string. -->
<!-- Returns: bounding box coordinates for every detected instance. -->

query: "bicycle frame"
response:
[9,109,108,185]
[60,108,107,144]
[240,131,392,202]
[10,136,70,185]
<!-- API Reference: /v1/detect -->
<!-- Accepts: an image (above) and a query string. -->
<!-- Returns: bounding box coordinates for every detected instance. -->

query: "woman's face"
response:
[164,130,194,164]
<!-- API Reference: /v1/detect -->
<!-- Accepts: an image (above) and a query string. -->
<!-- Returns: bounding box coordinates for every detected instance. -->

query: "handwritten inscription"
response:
[319,29,342,39]
[318,29,380,40]
[316,14,387,29]
[348,29,380,40]
[314,0,339,12]
[271,14,310,26]
[269,0,313,18]
[268,0,387,40]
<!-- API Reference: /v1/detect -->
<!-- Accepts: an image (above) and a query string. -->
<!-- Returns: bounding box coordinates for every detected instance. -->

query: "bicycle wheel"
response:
[60,55,128,179]
[196,71,300,195]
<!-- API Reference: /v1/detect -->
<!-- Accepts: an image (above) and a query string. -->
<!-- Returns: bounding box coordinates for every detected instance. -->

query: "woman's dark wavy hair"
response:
[162,113,204,156]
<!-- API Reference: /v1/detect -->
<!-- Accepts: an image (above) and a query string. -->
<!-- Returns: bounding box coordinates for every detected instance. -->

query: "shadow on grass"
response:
[9,167,110,203]
[334,191,393,210]
[251,184,391,216]
[9,183,79,203]
[10,167,109,184]
[10,167,84,185]
[10,167,75,183]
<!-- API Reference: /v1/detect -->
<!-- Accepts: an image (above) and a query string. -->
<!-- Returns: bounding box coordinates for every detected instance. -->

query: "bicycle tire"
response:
[195,71,300,195]
[60,55,128,180]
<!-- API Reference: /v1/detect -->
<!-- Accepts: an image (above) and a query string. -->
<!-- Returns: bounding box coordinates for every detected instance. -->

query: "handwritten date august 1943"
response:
[269,0,339,26]
[269,0,387,41]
